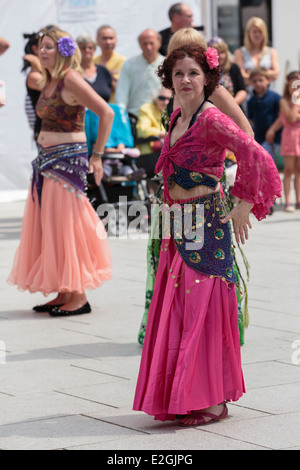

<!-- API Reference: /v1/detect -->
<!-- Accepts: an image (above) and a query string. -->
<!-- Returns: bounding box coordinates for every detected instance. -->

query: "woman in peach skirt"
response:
[8,28,114,316]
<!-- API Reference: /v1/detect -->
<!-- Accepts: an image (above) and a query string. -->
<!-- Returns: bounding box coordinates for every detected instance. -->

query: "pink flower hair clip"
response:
[205,47,219,70]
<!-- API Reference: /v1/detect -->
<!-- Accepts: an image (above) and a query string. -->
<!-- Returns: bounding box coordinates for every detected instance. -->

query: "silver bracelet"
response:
[92,149,104,157]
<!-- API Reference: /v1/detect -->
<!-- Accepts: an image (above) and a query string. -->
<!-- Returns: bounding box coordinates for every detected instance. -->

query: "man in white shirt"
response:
[115,29,164,135]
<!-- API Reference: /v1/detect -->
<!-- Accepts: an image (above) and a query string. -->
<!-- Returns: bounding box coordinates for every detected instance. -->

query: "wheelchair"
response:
[86,106,152,237]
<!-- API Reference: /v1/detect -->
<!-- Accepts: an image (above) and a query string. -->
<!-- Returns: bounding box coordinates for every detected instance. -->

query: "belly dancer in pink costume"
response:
[8,29,114,316]
[133,45,282,426]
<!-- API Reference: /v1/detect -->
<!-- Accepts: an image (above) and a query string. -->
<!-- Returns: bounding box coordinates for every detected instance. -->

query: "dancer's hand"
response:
[24,54,42,72]
[89,155,103,186]
[221,200,253,245]
[0,37,10,56]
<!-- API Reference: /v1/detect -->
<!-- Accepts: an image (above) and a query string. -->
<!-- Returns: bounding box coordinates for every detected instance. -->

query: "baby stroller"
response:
[85,105,151,236]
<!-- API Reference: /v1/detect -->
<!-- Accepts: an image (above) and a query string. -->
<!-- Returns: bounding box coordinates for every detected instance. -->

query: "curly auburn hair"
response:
[157,44,221,99]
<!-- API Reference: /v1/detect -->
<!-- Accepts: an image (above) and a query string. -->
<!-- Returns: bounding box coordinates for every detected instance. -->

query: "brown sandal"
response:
[179,404,228,426]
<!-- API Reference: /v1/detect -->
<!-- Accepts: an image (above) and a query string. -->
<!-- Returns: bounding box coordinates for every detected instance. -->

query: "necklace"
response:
[182,98,207,127]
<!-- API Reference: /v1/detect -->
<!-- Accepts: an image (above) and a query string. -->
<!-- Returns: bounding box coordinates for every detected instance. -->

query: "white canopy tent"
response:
[2,0,298,203]
[0,0,202,202]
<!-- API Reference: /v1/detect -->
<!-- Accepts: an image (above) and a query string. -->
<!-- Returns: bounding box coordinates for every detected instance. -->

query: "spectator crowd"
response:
[1,2,300,210]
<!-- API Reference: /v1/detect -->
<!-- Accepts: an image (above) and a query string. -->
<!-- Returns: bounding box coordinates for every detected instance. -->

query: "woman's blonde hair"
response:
[38,29,82,89]
[244,17,268,54]
[208,39,231,73]
[167,27,207,55]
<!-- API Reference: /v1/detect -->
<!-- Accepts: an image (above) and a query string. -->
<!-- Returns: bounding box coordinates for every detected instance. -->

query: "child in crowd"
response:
[280,71,300,212]
[248,67,282,162]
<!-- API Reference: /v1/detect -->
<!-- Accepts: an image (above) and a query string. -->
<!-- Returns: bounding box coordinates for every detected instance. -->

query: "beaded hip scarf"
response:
[32,142,89,205]
[166,191,236,284]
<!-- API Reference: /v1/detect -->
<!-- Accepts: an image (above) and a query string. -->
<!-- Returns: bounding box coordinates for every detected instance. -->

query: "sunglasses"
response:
[38,28,57,38]
[158,95,170,101]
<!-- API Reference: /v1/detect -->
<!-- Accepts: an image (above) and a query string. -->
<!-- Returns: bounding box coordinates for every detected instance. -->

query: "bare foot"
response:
[58,292,87,312]
[46,293,71,306]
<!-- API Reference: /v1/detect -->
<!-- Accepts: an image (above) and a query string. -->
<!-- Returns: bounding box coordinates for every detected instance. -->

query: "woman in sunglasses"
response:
[136,87,172,178]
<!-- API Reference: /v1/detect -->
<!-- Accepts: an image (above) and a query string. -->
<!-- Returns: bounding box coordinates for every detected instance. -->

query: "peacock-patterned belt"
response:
[165,191,236,284]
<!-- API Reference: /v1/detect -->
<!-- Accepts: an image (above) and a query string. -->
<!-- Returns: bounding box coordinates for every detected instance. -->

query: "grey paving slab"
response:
[0,390,117,427]
[0,414,145,451]
[56,380,138,410]
[69,405,271,450]
[84,402,270,432]
[68,429,267,450]
[242,360,300,389]
[0,196,300,450]
[236,382,300,415]
[203,412,300,450]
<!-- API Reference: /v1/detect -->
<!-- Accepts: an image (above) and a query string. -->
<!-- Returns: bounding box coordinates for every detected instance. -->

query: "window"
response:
[211,0,272,52]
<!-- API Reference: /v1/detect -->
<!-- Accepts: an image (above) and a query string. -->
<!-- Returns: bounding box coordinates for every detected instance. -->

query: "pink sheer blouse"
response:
[155,107,282,221]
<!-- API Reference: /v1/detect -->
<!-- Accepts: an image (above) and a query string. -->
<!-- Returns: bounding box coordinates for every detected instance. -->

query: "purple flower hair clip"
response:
[207,37,225,46]
[57,37,77,57]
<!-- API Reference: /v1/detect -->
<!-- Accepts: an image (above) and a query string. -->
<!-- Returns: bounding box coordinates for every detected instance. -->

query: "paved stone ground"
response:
[0,195,299,450]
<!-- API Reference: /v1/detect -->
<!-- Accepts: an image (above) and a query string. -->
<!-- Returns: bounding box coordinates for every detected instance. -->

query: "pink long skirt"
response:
[8,173,112,294]
[133,238,246,421]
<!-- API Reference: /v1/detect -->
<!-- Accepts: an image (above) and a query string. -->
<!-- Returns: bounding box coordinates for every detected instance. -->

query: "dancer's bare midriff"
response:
[37,131,87,148]
[169,177,220,202]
